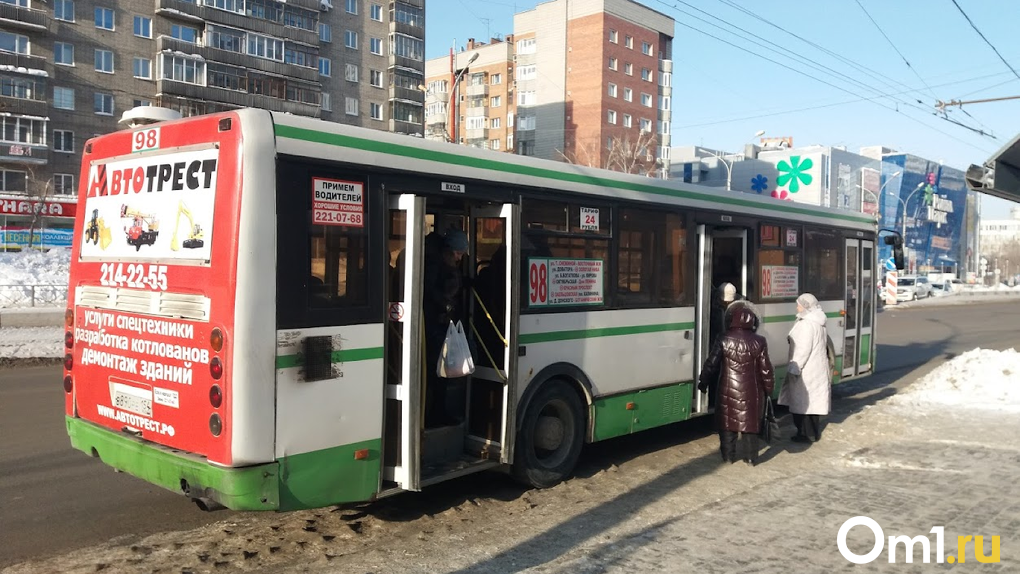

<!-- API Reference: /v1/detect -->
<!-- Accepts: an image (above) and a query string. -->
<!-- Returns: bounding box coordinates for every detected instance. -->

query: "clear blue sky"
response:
[425,0,1020,218]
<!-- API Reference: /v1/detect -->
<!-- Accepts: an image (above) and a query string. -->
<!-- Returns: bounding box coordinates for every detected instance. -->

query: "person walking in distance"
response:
[779,293,831,443]
[698,307,775,465]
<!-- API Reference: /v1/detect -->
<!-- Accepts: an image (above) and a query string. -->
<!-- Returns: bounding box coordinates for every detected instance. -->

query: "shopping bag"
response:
[759,395,780,444]
[437,321,475,378]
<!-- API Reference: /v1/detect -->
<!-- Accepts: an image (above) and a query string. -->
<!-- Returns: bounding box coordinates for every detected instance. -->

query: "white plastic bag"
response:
[437,320,475,378]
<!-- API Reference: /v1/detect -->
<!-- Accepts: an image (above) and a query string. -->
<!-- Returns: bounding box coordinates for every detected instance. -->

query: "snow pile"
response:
[0,248,71,308]
[0,326,62,359]
[889,348,1020,412]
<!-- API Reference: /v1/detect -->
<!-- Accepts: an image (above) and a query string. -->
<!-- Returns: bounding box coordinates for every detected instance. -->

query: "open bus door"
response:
[467,203,519,465]
[694,224,749,413]
[842,238,875,378]
[383,194,425,491]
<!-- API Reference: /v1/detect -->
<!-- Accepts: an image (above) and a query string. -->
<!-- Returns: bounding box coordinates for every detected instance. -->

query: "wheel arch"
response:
[517,362,594,439]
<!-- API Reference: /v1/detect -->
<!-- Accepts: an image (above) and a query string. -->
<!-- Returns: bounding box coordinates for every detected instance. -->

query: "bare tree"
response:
[24,166,54,251]
[558,130,661,177]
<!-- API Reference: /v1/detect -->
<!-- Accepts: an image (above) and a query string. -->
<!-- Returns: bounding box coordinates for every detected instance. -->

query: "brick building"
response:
[0,0,424,248]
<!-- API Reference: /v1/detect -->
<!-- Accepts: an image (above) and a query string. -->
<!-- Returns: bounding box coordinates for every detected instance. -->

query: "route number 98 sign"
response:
[529,258,604,307]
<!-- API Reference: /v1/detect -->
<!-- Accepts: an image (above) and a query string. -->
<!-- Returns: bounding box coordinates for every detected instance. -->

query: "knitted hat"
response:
[721,282,737,302]
[444,229,469,252]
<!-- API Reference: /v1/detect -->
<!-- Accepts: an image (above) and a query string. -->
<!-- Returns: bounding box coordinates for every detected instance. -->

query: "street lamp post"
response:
[859,170,901,214]
[448,52,479,145]
[704,130,765,190]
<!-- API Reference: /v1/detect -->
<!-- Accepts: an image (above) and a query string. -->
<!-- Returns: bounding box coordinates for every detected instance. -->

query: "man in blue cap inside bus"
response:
[423,228,469,427]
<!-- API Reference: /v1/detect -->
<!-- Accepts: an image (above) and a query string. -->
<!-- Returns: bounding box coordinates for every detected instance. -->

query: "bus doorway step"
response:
[422,422,465,468]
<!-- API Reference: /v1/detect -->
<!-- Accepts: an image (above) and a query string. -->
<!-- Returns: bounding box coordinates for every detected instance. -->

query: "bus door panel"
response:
[857,240,875,373]
[383,194,425,491]
[842,239,862,378]
[467,203,520,465]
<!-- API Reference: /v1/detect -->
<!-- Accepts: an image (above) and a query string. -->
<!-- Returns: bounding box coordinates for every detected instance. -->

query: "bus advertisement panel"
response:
[65,113,243,466]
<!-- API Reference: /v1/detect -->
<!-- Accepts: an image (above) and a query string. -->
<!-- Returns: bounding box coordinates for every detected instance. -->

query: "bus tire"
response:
[512,379,585,489]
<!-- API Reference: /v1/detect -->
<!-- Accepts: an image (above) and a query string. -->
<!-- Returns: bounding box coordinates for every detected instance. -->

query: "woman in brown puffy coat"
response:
[698,307,775,466]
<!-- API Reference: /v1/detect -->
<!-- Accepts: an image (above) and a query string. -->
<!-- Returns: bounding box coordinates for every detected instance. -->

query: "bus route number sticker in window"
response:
[132,127,160,153]
[580,207,599,231]
[312,178,364,227]
[529,259,549,306]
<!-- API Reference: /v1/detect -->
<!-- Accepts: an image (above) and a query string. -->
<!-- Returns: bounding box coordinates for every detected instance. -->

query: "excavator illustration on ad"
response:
[120,205,160,251]
[84,209,113,250]
[171,200,204,251]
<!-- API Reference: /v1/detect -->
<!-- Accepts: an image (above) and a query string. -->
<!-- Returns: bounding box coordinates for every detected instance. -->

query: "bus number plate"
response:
[113,389,153,417]
[132,127,160,153]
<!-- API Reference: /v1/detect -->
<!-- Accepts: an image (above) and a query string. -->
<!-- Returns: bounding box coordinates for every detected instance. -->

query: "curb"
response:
[0,308,64,328]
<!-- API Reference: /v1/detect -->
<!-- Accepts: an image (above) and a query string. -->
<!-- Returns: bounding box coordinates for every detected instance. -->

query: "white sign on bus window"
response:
[528,258,604,306]
[580,207,599,231]
[312,178,364,228]
[80,148,218,264]
[761,265,799,299]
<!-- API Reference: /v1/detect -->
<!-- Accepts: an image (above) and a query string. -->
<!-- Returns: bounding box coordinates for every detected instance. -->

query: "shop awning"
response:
[966,132,1020,203]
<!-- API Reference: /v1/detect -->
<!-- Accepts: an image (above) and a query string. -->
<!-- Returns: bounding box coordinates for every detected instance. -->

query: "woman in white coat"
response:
[779,293,831,443]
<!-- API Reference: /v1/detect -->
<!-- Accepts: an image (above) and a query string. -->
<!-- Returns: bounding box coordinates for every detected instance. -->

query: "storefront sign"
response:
[0,227,74,249]
[0,198,77,219]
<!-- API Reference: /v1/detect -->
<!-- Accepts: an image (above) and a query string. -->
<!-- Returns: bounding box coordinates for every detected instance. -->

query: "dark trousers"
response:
[424,325,448,428]
[792,414,822,441]
[719,430,761,464]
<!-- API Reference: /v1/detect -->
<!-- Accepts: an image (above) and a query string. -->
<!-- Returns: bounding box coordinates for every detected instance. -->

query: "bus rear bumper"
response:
[66,416,279,511]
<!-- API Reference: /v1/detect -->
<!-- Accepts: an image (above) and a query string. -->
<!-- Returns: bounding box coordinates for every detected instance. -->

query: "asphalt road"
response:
[1,300,1018,568]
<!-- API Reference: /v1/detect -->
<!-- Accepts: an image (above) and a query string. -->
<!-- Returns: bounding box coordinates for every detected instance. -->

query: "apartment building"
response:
[0,0,423,248]
[423,36,515,152]
[514,0,673,176]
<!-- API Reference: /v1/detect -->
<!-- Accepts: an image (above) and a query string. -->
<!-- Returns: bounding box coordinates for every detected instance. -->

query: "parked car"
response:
[895,276,933,301]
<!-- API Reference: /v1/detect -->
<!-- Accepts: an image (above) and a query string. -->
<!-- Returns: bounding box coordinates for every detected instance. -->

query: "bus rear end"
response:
[64,110,279,510]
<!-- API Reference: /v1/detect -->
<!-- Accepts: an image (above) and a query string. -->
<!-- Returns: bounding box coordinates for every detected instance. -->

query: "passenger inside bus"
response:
[423,228,470,428]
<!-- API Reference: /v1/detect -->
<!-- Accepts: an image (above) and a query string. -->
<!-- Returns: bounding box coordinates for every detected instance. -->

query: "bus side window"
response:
[309,225,368,308]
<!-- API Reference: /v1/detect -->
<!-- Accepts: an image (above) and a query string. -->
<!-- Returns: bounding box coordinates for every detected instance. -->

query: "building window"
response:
[53,87,75,110]
[53,130,74,153]
[0,32,28,55]
[54,42,74,65]
[641,93,652,107]
[1,77,42,100]
[172,24,199,44]
[624,87,632,102]
[623,114,632,128]
[284,44,316,67]
[390,34,423,60]
[321,93,331,111]
[370,102,382,120]
[625,63,633,75]
[0,170,27,193]
[516,37,536,54]
[490,95,501,108]
[608,83,617,97]
[132,99,151,107]
[609,29,617,43]
[608,57,617,71]
[491,139,500,150]
[507,112,514,127]
[370,69,383,87]
[207,25,245,53]
[346,0,356,14]
[516,65,536,81]
[345,97,358,116]
[517,91,536,106]
[641,68,652,81]
[319,22,331,42]
[160,54,205,85]
[507,133,513,150]
[491,73,501,85]
[370,3,382,21]
[319,57,331,77]
[518,115,535,130]
[659,95,671,110]
[248,33,283,60]
[54,0,74,22]
[205,0,244,14]
[625,35,633,49]
[491,117,501,129]
[370,37,382,55]
[94,7,114,30]
[134,16,152,38]
[54,174,74,195]
[642,41,653,56]
[344,63,357,82]
[640,118,651,132]
[94,49,114,73]
[94,92,114,115]
[345,30,358,49]
[133,57,151,79]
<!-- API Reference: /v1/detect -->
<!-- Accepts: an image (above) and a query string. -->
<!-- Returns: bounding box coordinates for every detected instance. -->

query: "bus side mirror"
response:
[884,235,905,270]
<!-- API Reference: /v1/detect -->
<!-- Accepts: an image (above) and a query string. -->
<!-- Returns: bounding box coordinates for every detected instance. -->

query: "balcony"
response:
[157,36,320,82]
[464,127,487,140]
[0,96,48,117]
[388,85,422,103]
[465,106,486,117]
[157,79,321,117]
[424,112,447,126]
[0,3,49,31]
[390,55,424,73]
[465,83,488,97]
[0,51,46,71]
[390,21,422,39]
[659,84,672,98]
[424,90,448,105]
[659,59,673,73]
[155,0,318,45]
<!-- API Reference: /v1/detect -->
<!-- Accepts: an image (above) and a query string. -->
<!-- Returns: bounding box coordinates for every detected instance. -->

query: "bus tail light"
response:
[209,413,222,436]
[210,328,224,352]
[65,308,74,327]
[209,385,222,408]
[64,331,74,349]
[63,376,73,393]
[64,353,73,371]
[210,358,223,379]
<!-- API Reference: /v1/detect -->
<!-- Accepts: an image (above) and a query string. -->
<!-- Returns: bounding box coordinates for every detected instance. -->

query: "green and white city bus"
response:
[65,108,885,511]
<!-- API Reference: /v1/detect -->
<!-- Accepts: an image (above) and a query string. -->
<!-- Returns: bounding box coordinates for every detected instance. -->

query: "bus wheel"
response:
[512,379,585,489]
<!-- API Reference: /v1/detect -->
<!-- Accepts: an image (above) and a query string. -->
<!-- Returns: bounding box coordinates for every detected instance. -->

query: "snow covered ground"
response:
[887,347,1020,412]
[0,248,71,308]
[0,326,62,359]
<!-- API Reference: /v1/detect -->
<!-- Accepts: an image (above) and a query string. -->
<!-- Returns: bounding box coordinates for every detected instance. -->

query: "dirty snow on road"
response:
[886,347,1020,412]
